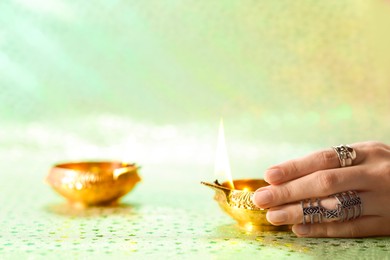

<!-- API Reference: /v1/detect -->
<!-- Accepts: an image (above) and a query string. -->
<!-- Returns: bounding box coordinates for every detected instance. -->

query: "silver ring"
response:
[333,190,362,222]
[333,145,356,167]
[301,199,325,224]
[301,191,362,224]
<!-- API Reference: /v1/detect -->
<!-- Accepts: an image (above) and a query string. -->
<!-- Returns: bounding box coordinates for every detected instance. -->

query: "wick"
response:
[214,179,222,186]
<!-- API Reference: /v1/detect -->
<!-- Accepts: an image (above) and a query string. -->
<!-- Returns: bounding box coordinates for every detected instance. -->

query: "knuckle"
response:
[380,161,390,173]
[322,224,361,237]
[375,162,390,181]
[366,141,385,148]
[326,225,341,237]
[348,224,361,237]
[370,146,387,157]
[317,172,338,193]
[365,141,389,154]
[324,225,332,237]
[385,162,390,173]
[290,207,302,223]
[318,150,337,167]
[285,160,299,176]
[311,225,327,237]
[277,184,293,202]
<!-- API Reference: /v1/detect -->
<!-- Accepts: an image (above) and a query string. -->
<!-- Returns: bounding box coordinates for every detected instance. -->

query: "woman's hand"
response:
[252,141,390,237]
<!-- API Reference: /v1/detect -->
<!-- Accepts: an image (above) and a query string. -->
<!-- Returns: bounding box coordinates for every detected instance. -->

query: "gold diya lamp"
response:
[203,120,289,231]
[202,179,289,231]
[46,161,141,207]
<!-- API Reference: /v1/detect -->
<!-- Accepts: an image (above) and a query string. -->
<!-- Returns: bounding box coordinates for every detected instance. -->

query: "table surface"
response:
[1,117,389,260]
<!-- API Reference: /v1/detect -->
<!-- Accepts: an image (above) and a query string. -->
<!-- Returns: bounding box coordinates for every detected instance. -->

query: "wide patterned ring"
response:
[301,191,362,224]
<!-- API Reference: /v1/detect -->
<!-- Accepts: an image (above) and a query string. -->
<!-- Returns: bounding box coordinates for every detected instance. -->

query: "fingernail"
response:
[252,189,272,207]
[293,224,310,236]
[264,168,283,183]
[267,210,287,223]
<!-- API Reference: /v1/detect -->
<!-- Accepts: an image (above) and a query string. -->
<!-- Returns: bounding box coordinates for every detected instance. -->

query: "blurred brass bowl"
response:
[46,161,141,206]
[202,179,289,231]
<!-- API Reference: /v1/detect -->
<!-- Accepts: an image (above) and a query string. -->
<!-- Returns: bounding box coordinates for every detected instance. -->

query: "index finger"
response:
[264,145,365,185]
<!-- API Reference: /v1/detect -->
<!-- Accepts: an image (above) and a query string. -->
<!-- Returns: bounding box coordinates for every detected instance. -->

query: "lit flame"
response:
[214,119,234,189]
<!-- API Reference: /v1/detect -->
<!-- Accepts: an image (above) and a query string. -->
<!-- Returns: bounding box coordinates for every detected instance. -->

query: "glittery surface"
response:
[1,117,389,259]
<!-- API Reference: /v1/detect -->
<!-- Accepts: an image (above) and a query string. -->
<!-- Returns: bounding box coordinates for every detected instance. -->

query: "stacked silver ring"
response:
[334,191,363,221]
[301,199,325,224]
[301,191,363,224]
[333,145,356,167]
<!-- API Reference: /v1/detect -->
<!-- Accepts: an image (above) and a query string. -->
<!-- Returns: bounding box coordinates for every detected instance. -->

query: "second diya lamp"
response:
[46,161,141,207]
[201,179,289,231]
